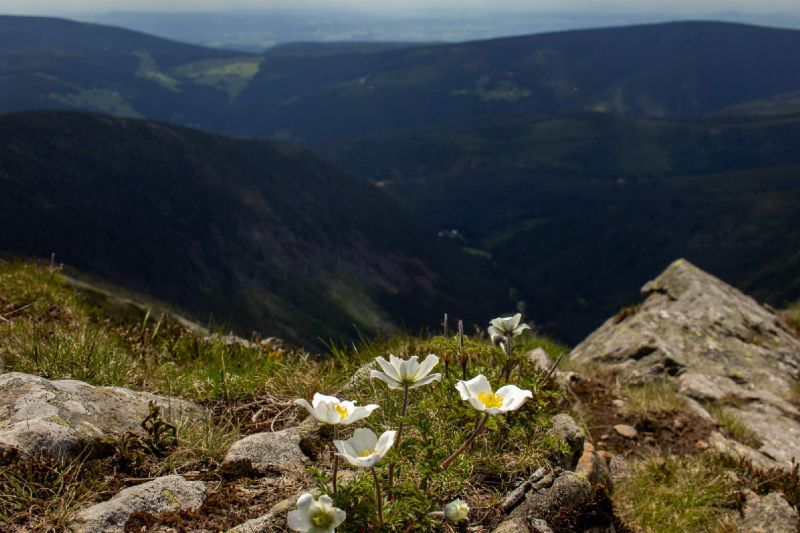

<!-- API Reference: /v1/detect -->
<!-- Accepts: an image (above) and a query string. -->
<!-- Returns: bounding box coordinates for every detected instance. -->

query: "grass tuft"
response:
[615,453,741,533]
[624,381,688,419]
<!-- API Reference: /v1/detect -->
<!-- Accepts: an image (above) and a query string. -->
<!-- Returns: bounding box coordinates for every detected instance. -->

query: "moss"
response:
[161,488,180,509]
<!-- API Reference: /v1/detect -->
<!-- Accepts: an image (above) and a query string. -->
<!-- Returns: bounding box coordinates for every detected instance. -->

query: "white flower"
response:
[444,498,470,523]
[334,427,396,468]
[295,393,379,425]
[455,374,532,415]
[370,354,442,390]
[487,313,530,342]
[287,493,346,533]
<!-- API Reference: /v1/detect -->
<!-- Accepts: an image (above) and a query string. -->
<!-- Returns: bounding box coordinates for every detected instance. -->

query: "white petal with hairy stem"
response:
[455,374,492,400]
[414,354,439,380]
[370,370,403,389]
[408,373,441,389]
[375,356,402,381]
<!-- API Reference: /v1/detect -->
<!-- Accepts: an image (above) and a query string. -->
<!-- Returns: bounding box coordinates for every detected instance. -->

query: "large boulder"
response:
[71,475,206,532]
[569,259,800,471]
[0,372,202,459]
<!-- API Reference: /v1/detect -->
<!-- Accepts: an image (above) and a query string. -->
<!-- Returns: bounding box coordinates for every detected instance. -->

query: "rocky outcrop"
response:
[569,259,800,471]
[222,426,310,476]
[0,372,202,458]
[71,475,206,532]
[737,490,799,533]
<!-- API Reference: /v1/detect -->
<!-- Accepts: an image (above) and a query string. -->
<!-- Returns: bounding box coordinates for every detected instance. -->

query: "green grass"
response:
[624,381,688,419]
[0,261,569,530]
[783,300,800,335]
[616,454,740,533]
[706,403,761,448]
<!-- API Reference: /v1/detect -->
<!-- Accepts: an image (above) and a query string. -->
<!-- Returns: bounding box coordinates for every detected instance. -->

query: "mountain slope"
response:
[4,18,800,142]
[225,21,800,141]
[324,112,800,341]
[0,111,505,345]
[0,16,256,129]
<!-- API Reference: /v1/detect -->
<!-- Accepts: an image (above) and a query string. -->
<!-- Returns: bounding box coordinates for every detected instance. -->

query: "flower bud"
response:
[444,498,470,523]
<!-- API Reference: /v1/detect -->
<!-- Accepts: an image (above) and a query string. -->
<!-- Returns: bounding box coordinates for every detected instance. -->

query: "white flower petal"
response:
[456,374,491,400]
[340,404,379,425]
[370,370,403,389]
[413,354,439,380]
[496,385,533,412]
[467,397,487,412]
[295,398,318,419]
[297,492,315,513]
[331,508,346,528]
[408,373,441,390]
[375,356,402,381]
[376,430,397,455]
[287,509,311,531]
[388,354,405,373]
[350,427,378,452]
[311,393,340,409]
[401,356,420,380]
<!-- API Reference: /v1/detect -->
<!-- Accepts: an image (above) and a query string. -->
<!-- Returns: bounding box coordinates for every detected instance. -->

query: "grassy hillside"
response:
[0,111,506,345]
[0,16,257,128]
[4,18,800,142]
[0,260,567,531]
[325,113,800,341]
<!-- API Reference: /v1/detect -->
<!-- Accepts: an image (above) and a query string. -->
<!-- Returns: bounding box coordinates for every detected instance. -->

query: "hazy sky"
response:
[2,0,799,15]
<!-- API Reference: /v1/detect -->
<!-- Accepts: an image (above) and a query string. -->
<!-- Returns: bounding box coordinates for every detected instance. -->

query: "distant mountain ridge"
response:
[0,111,505,345]
[3,17,800,141]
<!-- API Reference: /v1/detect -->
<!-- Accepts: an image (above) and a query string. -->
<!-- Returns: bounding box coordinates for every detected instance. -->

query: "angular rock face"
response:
[570,259,800,470]
[0,372,202,458]
[71,475,206,533]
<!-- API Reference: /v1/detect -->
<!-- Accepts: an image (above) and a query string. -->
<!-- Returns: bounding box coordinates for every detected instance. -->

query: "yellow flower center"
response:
[334,404,349,420]
[311,511,333,528]
[357,449,376,457]
[478,391,504,409]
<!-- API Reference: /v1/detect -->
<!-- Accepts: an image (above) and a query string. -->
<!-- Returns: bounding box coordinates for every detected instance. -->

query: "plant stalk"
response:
[440,413,490,471]
[371,467,384,526]
[388,383,410,488]
[332,425,339,495]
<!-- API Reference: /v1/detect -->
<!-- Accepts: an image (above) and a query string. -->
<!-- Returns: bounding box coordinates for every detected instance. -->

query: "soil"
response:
[571,378,716,458]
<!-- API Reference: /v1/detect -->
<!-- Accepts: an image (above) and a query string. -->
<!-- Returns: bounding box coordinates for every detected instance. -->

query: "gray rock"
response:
[0,372,202,459]
[569,259,800,471]
[71,475,206,533]
[549,414,584,470]
[494,517,537,533]
[737,490,799,533]
[519,471,592,524]
[222,427,310,475]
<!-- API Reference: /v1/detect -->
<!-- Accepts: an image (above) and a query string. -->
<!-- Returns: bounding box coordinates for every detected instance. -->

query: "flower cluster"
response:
[290,313,534,531]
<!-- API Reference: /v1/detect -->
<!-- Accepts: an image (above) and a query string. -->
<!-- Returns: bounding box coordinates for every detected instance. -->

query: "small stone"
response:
[576,442,614,492]
[673,417,685,429]
[738,490,799,533]
[696,440,710,450]
[612,399,626,409]
[614,424,638,439]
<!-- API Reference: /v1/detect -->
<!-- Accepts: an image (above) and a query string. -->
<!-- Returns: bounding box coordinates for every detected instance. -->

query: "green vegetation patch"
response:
[50,89,142,118]
[173,58,262,100]
[616,454,741,533]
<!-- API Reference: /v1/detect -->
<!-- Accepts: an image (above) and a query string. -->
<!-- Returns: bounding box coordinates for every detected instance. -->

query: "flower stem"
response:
[440,413,490,471]
[332,425,339,495]
[388,383,410,489]
[371,467,384,526]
